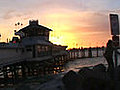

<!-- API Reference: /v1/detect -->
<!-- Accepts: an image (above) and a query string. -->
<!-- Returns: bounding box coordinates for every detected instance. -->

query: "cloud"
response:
[0,0,119,47]
[2,9,15,19]
[1,9,32,21]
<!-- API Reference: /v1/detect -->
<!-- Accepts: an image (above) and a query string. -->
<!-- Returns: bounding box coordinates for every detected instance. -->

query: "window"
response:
[37,45,41,53]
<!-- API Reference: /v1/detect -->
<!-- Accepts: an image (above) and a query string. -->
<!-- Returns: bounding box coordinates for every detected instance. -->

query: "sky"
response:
[0,0,120,48]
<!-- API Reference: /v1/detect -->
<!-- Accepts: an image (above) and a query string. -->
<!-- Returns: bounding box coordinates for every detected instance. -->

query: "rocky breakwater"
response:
[62,64,120,90]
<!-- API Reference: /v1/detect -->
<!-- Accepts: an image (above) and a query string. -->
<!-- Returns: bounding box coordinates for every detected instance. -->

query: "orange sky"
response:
[0,0,119,49]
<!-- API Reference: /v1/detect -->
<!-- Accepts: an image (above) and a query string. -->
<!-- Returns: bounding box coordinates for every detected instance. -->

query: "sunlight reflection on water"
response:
[64,57,107,72]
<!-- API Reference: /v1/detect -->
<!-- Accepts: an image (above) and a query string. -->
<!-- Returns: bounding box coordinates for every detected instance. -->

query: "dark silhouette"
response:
[104,40,114,73]
[104,40,120,79]
[81,47,85,58]
[62,64,116,90]
[88,47,92,58]
[104,40,115,78]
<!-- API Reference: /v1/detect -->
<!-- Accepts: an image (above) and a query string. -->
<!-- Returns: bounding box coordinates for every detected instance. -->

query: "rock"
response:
[15,84,32,90]
[62,64,115,90]
[78,66,110,80]
[62,70,82,90]
[78,67,93,79]
[81,77,114,90]
[78,67,111,90]
[93,64,106,72]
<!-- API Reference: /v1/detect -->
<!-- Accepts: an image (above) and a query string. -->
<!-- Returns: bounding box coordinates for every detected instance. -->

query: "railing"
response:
[68,48,105,59]
[37,51,52,57]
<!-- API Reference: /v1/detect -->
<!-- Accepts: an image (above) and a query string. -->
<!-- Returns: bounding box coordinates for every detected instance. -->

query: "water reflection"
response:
[64,57,107,72]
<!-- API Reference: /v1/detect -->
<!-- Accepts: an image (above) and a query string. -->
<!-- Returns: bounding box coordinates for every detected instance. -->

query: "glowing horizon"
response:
[0,12,112,49]
[0,0,119,49]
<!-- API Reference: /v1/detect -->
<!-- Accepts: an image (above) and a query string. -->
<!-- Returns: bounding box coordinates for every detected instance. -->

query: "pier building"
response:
[0,20,68,86]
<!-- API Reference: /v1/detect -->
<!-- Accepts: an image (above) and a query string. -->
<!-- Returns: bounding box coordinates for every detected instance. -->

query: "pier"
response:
[0,47,104,87]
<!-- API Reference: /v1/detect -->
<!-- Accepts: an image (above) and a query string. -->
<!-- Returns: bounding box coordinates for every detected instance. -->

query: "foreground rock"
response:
[15,84,32,90]
[62,64,120,90]
[62,70,82,90]
[93,64,106,72]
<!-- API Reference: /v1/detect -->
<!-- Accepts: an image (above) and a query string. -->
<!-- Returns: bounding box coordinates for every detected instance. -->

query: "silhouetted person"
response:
[104,40,115,78]
[81,47,85,58]
[96,47,99,57]
[88,47,92,58]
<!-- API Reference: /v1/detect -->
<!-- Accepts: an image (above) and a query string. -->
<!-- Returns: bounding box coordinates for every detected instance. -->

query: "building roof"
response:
[21,37,53,46]
[0,43,23,49]
[17,21,52,33]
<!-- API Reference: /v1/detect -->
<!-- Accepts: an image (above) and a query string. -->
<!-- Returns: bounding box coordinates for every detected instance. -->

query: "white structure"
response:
[0,20,68,67]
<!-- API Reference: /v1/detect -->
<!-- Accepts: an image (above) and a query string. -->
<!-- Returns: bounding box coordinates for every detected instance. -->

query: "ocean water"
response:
[64,49,120,72]
[64,55,120,72]
[64,56,107,72]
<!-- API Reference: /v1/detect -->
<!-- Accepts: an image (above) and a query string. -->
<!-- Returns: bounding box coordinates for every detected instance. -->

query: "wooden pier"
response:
[0,47,105,87]
[0,54,69,87]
